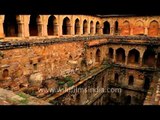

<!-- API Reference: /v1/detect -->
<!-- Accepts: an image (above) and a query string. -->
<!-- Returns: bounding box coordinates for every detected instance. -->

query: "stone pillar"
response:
[70,24,74,35]
[0,15,5,38]
[0,21,4,38]
[70,17,74,35]
[90,26,94,35]
[23,15,30,37]
[43,23,48,37]
[87,23,90,35]
[139,57,143,67]
[130,27,133,35]
[125,56,128,66]
[99,27,103,35]
[59,21,62,36]
[17,22,24,37]
[54,24,59,36]
[113,51,116,63]
[110,26,114,35]
[79,20,83,35]
[155,54,158,68]
[92,26,95,35]
[125,51,129,65]
[78,26,81,35]
[67,25,72,35]
[144,26,148,35]
[38,23,43,36]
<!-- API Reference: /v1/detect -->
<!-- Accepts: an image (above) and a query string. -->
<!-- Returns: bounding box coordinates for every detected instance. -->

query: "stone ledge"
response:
[0,35,160,50]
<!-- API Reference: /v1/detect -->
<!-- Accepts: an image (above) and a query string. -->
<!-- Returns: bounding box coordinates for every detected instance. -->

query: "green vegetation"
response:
[50,100,59,105]
[64,76,73,82]
[64,76,74,87]
[57,76,74,88]
[17,93,29,104]
[67,80,74,87]
[17,93,28,99]
[19,98,29,104]
[6,93,29,105]
[7,98,18,104]
[58,81,66,85]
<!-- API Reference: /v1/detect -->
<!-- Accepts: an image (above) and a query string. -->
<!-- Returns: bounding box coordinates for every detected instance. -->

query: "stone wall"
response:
[0,39,85,91]
[0,34,159,105]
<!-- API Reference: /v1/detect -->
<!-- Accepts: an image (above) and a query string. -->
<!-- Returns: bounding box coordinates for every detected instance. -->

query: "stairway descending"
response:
[144,79,160,105]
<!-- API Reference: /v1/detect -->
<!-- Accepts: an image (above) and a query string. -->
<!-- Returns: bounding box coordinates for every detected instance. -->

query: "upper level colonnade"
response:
[0,15,160,39]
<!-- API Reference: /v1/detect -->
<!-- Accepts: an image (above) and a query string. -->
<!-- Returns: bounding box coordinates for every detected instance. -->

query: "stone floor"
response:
[0,88,51,105]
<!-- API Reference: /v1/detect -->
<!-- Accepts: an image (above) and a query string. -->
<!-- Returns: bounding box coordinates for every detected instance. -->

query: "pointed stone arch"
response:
[148,20,159,36]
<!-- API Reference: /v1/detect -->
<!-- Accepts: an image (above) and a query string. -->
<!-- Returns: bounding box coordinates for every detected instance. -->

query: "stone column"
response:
[84,27,88,35]
[23,15,30,37]
[67,25,72,35]
[79,20,83,35]
[125,51,129,65]
[59,21,62,36]
[0,15,5,38]
[70,24,74,35]
[0,21,4,38]
[125,56,128,66]
[87,23,90,35]
[43,23,48,37]
[78,26,81,35]
[90,26,93,35]
[113,51,116,63]
[92,26,95,35]
[155,54,158,68]
[139,57,143,67]
[99,27,103,35]
[38,23,43,36]
[130,27,133,35]
[17,22,24,37]
[110,26,114,35]
[144,26,148,35]
[54,24,59,36]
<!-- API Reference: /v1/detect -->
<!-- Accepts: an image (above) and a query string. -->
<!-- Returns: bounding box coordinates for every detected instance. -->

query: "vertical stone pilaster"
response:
[130,27,133,35]
[139,57,143,67]
[59,21,62,36]
[80,20,83,35]
[87,22,90,35]
[17,22,24,37]
[113,51,116,63]
[38,23,43,36]
[70,24,74,35]
[144,26,148,35]
[43,23,48,37]
[125,56,128,66]
[23,15,30,37]
[99,27,103,35]
[54,24,59,36]
[110,26,114,35]
[0,22,4,38]
[0,15,5,38]
[155,54,158,68]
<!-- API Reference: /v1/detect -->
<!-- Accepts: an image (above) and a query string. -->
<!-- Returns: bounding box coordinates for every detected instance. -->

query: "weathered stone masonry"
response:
[1,15,160,105]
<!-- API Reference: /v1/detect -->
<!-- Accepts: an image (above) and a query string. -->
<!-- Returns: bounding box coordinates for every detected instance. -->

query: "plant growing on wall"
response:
[64,76,73,82]
[58,81,66,85]
[64,76,74,87]
[67,80,74,87]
